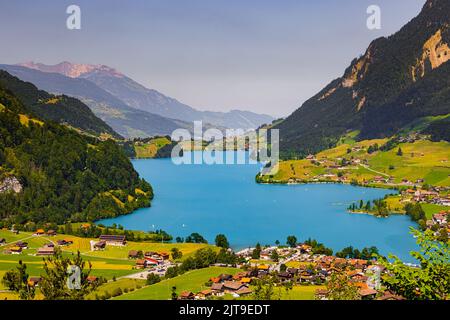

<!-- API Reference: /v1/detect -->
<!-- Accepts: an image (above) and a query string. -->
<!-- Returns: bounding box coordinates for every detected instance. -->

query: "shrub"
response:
[111,287,123,297]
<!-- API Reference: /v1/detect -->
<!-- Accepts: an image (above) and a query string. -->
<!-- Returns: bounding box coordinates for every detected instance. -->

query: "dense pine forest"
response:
[0,72,153,226]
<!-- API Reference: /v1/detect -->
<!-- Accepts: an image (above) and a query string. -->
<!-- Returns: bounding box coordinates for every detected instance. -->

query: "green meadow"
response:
[114,267,239,300]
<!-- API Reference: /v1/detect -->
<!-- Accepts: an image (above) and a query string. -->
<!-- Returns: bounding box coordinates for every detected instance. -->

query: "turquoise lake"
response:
[99,151,418,261]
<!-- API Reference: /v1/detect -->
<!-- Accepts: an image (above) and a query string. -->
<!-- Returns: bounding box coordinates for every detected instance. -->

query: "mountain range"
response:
[275,0,450,157]
[1,62,274,138]
[0,70,119,138]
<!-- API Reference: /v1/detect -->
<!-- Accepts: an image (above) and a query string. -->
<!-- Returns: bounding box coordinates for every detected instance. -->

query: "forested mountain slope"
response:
[0,70,120,139]
[0,79,153,225]
[276,0,450,157]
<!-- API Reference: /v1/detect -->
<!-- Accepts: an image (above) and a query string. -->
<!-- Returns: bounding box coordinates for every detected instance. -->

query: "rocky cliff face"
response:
[0,176,22,194]
[276,0,450,157]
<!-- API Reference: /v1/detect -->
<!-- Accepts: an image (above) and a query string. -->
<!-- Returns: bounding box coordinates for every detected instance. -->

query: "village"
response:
[174,243,409,301]
[0,227,412,300]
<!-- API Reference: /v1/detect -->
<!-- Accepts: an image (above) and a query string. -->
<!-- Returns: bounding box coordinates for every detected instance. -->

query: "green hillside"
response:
[0,70,120,138]
[259,137,450,188]
[0,81,152,225]
[276,0,450,157]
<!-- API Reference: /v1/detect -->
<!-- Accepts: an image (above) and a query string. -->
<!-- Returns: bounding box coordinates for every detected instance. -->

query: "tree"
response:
[270,250,279,262]
[286,235,297,248]
[175,237,184,243]
[146,273,161,285]
[325,270,361,300]
[216,249,237,265]
[252,276,275,300]
[170,247,183,260]
[275,240,280,246]
[252,243,262,259]
[171,286,178,300]
[39,249,97,300]
[379,228,450,300]
[185,232,207,244]
[404,203,426,224]
[215,234,230,249]
[1,260,35,300]
[397,147,403,156]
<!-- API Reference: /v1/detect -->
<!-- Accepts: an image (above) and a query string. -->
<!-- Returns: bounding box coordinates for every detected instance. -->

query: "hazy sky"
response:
[0,0,425,117]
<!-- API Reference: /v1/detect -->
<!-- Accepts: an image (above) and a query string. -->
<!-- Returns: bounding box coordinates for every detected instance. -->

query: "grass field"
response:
[0,229,214,293]
[87,278,146,300]
[114,267,239,300]
[421,203,449,219]
[267,139,450,187]
[234,284,324,300]
[86,242,214,261]
[134,137,171,158]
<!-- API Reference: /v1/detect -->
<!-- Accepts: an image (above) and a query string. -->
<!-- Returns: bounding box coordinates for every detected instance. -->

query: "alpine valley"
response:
[0,0,448,303]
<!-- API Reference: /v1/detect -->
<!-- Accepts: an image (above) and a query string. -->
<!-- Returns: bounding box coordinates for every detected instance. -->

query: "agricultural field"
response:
[134,137,171,158]
[114,267,239,300]
[235,284,325,301]
[0,229,214,296]
[265,139,450,187]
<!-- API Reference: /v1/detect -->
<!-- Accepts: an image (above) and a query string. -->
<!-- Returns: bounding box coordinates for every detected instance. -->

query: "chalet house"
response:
[196,289,213,300]
[46,230,57,236]
[145,257,159,266]
[240,277,252,285]
[235,287,252,296]
[94,241,106,250]
[37,247,55,256]
[99,235,126,246]
[232,272,247,281]
[372,176,386,183]
[9,246,22,254]
[0,238,6,246]
[210,277,221,284]
[135,259,147,269]
[87,276,98,283]
[277,271,293,282]
[222,281,248,293]
[128,250,139,259]
[436,198,450,206]
[179,291,195,300]
[315,289,329,300]
[35,229,45,236]
[218,274,233,282]
[144,251,157,257]
[28,277,42,287]
[287,268,299,276]
[57,239,73,246]
[159,252,170,260]
[359,288,378,300]
[45,243,55,248]
[15,241,28,249]
[257,265,270,271]
[298,244,312,253]
[211,283,224,295]
[257,270,269,278]
[349,273,368,283]
[433,213,448,225]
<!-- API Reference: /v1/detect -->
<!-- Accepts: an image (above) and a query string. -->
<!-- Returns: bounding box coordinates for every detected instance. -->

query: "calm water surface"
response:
[99,152,418,261]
